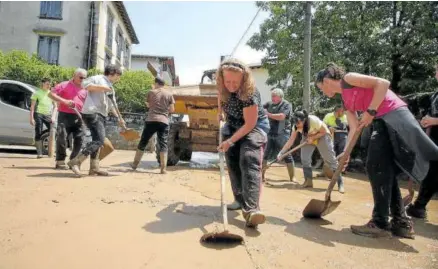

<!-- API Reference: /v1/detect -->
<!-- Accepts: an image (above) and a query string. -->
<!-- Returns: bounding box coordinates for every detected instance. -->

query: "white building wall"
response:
[130,58,148,71]
[96,1,133,70]
[252,68,272,105]
[0,1,91,68]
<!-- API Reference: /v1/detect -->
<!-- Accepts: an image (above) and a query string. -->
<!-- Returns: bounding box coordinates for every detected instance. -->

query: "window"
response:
[162,62,168,72]
[0,83,32,110]
[124,41,130,68]
[105,52,112,67]
[116,26,123,60]
[40,1,63,19]
[37,35,60,65]
[106,9,114,49]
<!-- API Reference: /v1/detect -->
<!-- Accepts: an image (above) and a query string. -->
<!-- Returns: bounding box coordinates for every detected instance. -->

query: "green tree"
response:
[249,1,438,110]
[0,50,154,113]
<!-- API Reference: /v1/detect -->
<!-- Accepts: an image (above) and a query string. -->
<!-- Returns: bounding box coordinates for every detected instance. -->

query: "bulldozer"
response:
[156,72,220,166]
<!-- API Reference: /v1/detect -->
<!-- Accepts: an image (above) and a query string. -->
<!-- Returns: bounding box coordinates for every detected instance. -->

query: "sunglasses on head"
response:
[221,62,244,70]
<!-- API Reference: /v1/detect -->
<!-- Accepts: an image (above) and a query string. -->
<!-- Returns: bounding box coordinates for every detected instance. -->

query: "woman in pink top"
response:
[315,63,438,240]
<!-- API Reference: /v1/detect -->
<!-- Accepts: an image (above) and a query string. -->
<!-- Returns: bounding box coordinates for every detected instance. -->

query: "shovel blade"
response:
[302,199,327,218]
[321,200,341,217]
[120,129,140,141]
[200,231,244,245]
[302,199,342,218]
[99,138,115,160]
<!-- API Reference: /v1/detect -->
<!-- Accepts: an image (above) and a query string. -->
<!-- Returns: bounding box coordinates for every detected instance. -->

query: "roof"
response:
[131,54,174,59]
[113,1,139,44]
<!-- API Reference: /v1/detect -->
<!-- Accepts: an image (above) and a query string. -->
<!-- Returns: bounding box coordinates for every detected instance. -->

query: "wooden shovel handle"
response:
[266,142,307,168]
[325,128,363,201]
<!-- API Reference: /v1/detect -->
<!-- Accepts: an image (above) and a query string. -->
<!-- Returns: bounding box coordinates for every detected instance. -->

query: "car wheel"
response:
[41,131,50,156]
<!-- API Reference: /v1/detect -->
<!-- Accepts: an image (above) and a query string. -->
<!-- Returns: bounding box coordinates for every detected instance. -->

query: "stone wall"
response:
[104,112,155,153]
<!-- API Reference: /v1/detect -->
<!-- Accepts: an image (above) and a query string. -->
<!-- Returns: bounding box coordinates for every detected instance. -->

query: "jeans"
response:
[56,112,84,161]
[81,113,106,159]
[264,132,294,164]
[333,134,347,156]
[366,119,408,228]
[137,121,170,152]
[34,112,51,141]
[223,127,267,213]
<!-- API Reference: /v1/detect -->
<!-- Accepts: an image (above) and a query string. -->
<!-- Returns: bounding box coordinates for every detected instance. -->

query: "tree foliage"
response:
[248,1,438,110]
[0,50,154,113]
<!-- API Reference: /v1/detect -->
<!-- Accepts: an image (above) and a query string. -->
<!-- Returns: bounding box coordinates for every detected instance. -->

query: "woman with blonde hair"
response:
[216,58,270,229]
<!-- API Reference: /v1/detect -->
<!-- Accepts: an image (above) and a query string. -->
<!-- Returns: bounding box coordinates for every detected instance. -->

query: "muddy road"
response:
[0,150,437,269]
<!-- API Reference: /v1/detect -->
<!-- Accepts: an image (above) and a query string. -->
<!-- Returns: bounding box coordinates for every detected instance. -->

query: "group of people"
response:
[29,59,437,239]
[216,58,438,238]
[29,64,175,177]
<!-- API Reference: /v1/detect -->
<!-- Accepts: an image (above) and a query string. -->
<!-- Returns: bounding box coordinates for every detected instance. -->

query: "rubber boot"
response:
[160,152,167,174]
[35,141,43,158]
[55,161,69,170]
[227,200,242,210]
[286,162,298,183]
[130,149,144,170]
[89,149,109,176]
[67,153,87,177]
[261,160,268,182]
[406,182,434,219]
[302,167,313,188]
[338,175,345,194]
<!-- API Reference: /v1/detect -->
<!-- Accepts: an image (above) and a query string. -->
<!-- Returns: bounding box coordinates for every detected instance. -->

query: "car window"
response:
[0,83,33,110]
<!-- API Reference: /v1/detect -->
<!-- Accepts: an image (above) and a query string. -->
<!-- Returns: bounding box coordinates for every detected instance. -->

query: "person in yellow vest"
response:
[323,104,348,156]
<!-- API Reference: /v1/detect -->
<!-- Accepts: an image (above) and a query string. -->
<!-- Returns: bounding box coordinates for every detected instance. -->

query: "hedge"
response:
[0,50,154,113]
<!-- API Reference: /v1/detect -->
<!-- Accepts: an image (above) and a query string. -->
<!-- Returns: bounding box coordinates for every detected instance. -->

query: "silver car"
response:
[0,79,52,154]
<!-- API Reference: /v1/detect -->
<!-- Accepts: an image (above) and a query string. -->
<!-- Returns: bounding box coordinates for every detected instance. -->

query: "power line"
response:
[229,3,265,58]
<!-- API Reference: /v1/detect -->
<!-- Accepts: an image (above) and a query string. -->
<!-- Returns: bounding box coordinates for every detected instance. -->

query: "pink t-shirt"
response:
[341,86,407,117]
[72,90,87,112]
[52,80,83,114]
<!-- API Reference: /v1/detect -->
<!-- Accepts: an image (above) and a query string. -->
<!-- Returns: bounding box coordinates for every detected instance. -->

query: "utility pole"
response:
[303,1,312,111]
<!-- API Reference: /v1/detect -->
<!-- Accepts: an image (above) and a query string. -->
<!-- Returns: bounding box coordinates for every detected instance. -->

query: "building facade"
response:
[131,54,179,86]
[0,1,139,70]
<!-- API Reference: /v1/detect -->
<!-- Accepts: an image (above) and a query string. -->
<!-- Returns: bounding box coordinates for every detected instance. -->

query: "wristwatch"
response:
[366,108,377,116]
[226,139,235,147]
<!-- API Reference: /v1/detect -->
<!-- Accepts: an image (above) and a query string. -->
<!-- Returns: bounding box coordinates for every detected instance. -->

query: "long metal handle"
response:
[267,142,307,167]
[218,121,229,231]
[325,128,363,201]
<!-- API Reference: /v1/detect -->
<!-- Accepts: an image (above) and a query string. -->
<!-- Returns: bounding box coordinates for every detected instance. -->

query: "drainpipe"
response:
[86,2,95,69]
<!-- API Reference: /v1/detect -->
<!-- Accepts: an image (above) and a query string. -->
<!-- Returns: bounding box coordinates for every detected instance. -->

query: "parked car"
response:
[0,79,52,154]
[0,79,92,155]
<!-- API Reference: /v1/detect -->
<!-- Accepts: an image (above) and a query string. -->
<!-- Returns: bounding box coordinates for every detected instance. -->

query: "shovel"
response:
[263,142,307,173]
[402,179,415,206]
[106,93,140,142]
[303,128,362,219]
[201,121,243,245]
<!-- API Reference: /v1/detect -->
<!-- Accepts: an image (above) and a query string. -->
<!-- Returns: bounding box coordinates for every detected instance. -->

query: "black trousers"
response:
[223,127,267,213]
[56,112,84,161]
[263,133,294,164]
[81,113,106,159]
[366,120,408,228]
[34,112,51,141]
[137,121,170,152]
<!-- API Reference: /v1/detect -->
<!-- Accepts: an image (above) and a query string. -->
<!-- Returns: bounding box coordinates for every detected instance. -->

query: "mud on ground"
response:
[0,150,437,269]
